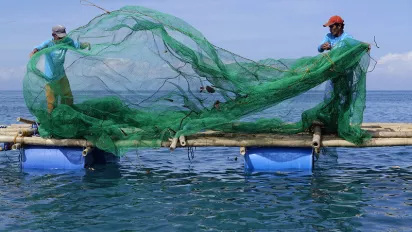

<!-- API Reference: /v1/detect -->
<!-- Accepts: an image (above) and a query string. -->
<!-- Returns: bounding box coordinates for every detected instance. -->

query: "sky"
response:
[0,0,411,90]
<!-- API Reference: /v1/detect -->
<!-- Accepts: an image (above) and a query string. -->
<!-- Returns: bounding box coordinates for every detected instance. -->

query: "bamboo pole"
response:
[240,147,246,155]
[0,128,36,136]
[0,135,92,147]
[192,131,310,139]
[114,136,315,148]
[180,137,314,147]
[179,135,186,147]
[8,124,32,128]
[113,130,412,148]
[170,137,178,151]
[321,137,412,147]
[0,132,21,136]
[16,117,36,125]
[361,123,412,131]
[0,128,27,132]
[369,131,412,138]
[365,127,412,132]
[362,127,395,132]
[1,122,412,150]
[179,137,412,148]
[194,129,412,139]
[114,139,165,148]
[0,134,411,149]
[362,123,412,127]
[82,147,93,156]
[312,126,322,153]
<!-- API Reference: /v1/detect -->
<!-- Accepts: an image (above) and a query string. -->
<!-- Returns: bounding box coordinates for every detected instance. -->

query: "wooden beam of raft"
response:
[1,135,412,148]
[0,123,412,149]
[0,135,92,147]
[114,136,412,148]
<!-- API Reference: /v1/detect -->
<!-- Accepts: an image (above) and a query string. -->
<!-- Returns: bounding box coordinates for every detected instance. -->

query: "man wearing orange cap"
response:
[318,16,353,100]
[318,15,352,53]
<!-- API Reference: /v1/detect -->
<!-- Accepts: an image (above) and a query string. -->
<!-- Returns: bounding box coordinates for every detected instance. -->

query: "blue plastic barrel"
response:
[22,146,119,170]
[244,147,313,172]
[22,146,85,169]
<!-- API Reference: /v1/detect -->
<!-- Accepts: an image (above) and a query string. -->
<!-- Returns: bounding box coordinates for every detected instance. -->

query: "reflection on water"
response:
[1,146,411,231]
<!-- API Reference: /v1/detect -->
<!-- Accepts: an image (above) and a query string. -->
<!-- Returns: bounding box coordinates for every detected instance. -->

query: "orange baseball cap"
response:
[323,15,344,27]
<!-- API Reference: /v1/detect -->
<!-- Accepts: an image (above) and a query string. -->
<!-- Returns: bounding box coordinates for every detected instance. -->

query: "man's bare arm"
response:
[29,48,39,58]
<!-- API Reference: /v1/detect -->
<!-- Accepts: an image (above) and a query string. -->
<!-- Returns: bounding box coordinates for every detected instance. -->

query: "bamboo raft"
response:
[1,118,412,154]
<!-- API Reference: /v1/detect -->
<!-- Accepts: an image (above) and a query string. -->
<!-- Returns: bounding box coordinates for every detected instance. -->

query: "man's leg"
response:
[45,84,56,113]
[59,75,74,105]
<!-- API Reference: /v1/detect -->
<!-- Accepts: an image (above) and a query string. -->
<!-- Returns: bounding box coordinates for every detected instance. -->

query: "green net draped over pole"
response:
[24,6,371,155]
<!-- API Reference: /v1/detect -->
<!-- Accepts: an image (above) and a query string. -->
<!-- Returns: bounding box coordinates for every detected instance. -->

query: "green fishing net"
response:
[24,6,371,155]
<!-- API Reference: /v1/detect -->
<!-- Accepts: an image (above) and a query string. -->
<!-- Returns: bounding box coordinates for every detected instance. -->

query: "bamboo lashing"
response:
[18,129,35,137]
[11,143,21,150]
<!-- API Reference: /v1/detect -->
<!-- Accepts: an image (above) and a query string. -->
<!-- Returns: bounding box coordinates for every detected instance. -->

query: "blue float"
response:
[22,145,119,170]
[244,147,313,172]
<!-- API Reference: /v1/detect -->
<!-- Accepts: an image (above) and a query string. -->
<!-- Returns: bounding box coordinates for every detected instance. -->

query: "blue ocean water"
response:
[0,90,411,231]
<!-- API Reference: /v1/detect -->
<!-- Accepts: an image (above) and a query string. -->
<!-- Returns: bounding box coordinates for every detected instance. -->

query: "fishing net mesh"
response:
[24,6,371,155]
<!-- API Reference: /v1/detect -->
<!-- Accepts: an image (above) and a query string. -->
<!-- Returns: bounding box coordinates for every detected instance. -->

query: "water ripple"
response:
[0,91,411,231]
